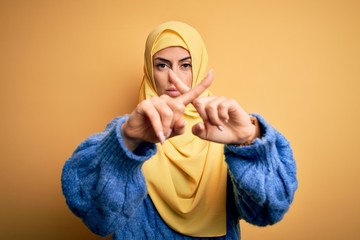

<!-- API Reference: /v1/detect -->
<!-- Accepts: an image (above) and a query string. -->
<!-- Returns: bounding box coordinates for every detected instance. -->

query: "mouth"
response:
[166,88,181,97]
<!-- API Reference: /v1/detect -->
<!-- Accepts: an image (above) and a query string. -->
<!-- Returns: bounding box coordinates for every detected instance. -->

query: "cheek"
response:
[154,72,167,94]
[184,72,193,88]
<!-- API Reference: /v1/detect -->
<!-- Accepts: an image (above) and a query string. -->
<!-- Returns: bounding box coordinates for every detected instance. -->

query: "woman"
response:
[62,21,297,239]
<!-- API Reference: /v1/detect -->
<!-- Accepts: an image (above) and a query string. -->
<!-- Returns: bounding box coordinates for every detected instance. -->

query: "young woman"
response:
[62,21,297,239]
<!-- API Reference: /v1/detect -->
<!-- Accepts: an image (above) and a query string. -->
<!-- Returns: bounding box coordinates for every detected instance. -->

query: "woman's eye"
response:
[157,63,168,69]
[182,63,192,69]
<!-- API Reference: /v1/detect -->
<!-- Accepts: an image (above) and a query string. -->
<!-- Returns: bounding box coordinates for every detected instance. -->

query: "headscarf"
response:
[140,21,228,237]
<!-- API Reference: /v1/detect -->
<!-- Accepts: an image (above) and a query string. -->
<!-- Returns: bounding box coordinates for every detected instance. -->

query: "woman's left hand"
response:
[169,69,259,144]
[191,96,257,144]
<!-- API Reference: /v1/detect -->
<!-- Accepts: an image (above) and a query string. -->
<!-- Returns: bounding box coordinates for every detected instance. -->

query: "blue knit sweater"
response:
[61,115,297,239]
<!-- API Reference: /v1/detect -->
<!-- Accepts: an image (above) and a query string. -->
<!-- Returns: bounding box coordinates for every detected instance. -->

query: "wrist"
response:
[234,116,261,147]
[120,123,142,151]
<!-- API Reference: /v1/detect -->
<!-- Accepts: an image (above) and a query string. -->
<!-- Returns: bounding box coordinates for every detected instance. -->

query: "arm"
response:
[225,114,297,226]
[61,116,156,237]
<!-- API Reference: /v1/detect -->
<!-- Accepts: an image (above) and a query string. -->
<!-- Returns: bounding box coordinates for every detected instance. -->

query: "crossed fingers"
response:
[169,69,225,132]
[148,70,213,143]
[170,69,214,105]
[138,70,214,145]
[123,70,214,147]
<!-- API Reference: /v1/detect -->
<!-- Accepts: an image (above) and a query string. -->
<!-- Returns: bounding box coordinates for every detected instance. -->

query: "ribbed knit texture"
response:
[61,115,297,239]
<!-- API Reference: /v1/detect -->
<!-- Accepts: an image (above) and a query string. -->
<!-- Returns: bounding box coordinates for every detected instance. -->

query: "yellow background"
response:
[1,0,359,239]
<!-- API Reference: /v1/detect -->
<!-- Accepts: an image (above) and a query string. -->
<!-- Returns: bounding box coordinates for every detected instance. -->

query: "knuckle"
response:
[142,99,151,106]
[192,98,201,107]
[217,103,225,112]
[150,96,160,103]
[205,103,217,113]
[173,101,185,112]
[160,94,170,100]
[178,104,185,113]
[162,109,173,119]
[219,96,227,102]
[173,106,185,116]
[218,99,227,110]
[138,99,151,110]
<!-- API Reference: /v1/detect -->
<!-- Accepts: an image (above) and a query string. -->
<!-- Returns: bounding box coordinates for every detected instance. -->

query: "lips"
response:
[166,88,181,97]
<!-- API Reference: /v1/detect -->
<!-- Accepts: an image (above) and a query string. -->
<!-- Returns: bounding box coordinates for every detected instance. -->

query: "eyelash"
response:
[156,63,167,69]
[156,63,192,70]
[182,63,192,69]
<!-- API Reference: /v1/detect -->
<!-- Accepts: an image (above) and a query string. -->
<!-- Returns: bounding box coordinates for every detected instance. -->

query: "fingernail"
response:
[157,131,166,144]
[218,125,224,131]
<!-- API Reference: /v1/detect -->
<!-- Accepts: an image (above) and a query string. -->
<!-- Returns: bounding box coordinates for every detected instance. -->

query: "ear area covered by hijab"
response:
[140,21,228,237]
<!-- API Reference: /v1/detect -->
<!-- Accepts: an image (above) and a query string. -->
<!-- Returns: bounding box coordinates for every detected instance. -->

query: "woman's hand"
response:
[169,70,259,145]
[121,95,186,151]
[121,71,213,151]
[191,96,258,144]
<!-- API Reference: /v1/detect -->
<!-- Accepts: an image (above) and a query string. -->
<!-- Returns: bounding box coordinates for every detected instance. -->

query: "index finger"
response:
[177,69,213,105]
[169,69,191,93]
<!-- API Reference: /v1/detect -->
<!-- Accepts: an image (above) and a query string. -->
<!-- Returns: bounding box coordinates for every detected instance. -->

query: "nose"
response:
[168,68,180,83]
[170,66,181,77]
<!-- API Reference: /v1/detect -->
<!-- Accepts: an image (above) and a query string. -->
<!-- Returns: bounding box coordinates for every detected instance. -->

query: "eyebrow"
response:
[154,56,191,63]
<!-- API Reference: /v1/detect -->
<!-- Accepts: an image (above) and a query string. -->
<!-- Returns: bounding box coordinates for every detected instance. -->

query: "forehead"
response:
[153,46,190,59]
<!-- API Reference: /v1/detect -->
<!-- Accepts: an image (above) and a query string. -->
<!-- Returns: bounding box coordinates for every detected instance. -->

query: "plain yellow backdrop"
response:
[1,0,359,239]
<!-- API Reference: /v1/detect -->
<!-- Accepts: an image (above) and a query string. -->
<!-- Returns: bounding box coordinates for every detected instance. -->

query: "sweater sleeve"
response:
[225,114,297,226]
[61,116,156,237]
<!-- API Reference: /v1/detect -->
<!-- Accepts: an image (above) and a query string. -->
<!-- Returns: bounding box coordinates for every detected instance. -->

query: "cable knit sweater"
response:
[61,114,297,239]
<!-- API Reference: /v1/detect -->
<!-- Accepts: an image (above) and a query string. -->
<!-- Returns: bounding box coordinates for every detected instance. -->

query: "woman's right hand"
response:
[121,71,213,151]
[121,95,187,151]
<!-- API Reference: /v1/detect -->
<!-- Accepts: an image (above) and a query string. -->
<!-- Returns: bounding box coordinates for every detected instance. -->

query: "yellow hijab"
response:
[140,21,228,237]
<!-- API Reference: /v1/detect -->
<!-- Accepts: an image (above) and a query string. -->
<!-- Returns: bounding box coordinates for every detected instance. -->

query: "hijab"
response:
[140,21,228,237]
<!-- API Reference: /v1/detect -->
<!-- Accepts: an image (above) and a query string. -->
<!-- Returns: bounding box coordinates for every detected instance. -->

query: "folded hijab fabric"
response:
[140,21,228,237]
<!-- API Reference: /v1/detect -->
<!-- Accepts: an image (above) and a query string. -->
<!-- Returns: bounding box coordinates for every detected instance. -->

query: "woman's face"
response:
[153,46,192,98]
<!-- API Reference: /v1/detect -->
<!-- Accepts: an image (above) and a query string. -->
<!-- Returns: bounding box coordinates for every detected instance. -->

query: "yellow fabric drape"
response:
[140,21,228,237]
